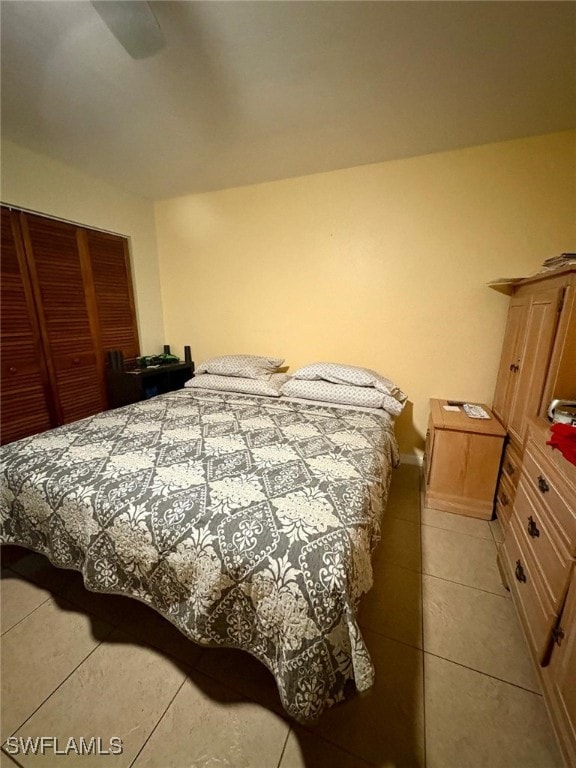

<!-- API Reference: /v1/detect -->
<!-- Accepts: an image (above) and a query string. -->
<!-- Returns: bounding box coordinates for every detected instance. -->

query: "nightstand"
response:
[424,398,507,519]
[105,348,194,408]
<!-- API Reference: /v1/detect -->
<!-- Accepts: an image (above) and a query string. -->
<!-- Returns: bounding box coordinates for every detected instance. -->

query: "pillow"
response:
[185,373,290,397]
[280,378,405,416]
[197,354,284,380]
[291,362,407,404]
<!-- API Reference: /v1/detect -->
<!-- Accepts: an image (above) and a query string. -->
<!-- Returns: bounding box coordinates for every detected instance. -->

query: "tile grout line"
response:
[275,726,292,768]
[375,556,512,600]
[422,649,544,697]
[419,487,428,768]
[0,746,25,767]
[0,621,118,746]
[0,592,53,637]
[358,623,423,653]
[420,520,497,542]
[128,676,188,768]
[421,570,512,600]
[294,723,380,766]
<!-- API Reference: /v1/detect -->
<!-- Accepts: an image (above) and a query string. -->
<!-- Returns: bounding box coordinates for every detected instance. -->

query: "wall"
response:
[0,140,165,353]
[155,131,576,456]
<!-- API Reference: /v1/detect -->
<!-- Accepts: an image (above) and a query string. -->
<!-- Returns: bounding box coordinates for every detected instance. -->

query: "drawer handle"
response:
[500,492,509,507]
[527,516,540,538]
[515,560,527,583]
[9,366,17,375]
[73,357,81,365]
[505,462,515,476]
[537,475,549,493]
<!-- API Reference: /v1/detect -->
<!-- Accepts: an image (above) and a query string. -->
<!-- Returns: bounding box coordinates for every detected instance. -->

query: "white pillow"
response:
[185,373,290,397]
[281,378,405,416]
[197,354,284,380]
[291,362,407,404]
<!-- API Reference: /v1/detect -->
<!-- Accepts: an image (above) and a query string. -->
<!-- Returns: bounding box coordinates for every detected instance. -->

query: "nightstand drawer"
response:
[522,441,576,556]
[512,479,572,611]
[503,515,556,664]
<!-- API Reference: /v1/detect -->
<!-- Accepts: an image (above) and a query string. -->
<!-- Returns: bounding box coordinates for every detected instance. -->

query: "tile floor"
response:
[0,464,564,767]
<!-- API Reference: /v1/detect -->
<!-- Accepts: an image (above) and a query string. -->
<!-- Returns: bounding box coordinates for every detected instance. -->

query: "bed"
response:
[0,384,400,721]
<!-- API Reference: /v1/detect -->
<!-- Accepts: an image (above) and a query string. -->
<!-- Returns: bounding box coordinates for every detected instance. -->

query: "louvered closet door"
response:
[20,213,106,424]
[0,208,55,443]
[85,230,140,364]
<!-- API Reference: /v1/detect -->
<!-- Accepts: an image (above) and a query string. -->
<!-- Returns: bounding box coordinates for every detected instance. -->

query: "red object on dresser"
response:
[546,423,576,466]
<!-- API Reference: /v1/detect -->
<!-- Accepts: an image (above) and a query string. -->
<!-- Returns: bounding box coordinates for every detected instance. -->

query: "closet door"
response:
[83,229,140,365]
[20,213,106,425]
[0,208,55,443]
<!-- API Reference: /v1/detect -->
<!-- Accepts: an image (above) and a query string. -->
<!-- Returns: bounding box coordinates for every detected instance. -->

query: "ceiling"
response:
[2,1,575,200]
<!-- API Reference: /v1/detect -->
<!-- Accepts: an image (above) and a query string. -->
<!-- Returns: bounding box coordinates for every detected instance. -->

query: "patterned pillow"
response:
[280,378,405,416]
[197,354,285,380]
[291,362,407,404]
[185,373,290,397]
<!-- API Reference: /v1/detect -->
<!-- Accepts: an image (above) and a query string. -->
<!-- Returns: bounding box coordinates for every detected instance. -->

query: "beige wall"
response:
[155,131,576,456]
[0,140,165,353]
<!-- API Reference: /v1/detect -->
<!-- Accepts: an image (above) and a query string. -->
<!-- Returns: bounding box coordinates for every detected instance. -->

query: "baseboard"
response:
[399,453,423,466]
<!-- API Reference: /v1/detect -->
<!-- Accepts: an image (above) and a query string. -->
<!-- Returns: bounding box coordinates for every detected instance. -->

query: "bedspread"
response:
[0,390,399,720]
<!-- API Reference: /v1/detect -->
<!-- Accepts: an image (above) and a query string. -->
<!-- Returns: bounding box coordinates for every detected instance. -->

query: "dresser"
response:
[490,267,576,527]
[499,419,576,766]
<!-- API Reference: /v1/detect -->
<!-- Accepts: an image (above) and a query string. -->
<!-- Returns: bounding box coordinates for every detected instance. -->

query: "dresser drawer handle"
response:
[505,462,515,476]
[9,366,17,375]
[73,357,81,365]
[527,516,540,538]
[537,475,549,493]
[515,560,527,583]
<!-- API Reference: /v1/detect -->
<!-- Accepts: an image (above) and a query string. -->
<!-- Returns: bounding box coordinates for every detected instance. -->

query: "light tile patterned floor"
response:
[0,464,564,767]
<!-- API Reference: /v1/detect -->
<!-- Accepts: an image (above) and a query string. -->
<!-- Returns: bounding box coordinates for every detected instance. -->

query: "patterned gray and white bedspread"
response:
[0,389,399,720]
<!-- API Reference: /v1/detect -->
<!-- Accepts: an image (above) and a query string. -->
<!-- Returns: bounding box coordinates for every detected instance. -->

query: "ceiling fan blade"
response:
[91,1,165,60]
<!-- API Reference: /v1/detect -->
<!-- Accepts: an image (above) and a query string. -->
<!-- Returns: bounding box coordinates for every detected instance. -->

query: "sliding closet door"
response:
[0,208,56,443]
[20,212,106,425]
[84,229,140,365]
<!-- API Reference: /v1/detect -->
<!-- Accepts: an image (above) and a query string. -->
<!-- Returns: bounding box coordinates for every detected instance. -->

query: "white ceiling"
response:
[2,1,575,200]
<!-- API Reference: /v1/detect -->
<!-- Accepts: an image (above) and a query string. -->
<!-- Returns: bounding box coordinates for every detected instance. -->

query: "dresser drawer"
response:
[522,441,576,556]
[501,440,523,492]
[503,516,557,664]
[495,470,515,528]
[512,480,572,611]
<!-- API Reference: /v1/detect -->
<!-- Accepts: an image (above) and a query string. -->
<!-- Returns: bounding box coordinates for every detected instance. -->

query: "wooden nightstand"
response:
[424,398,507,519]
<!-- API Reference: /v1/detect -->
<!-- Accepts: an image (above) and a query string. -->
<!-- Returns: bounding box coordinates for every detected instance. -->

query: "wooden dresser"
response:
[490,266,576,526]
[491,266,576,765]
[499,419,576,767]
